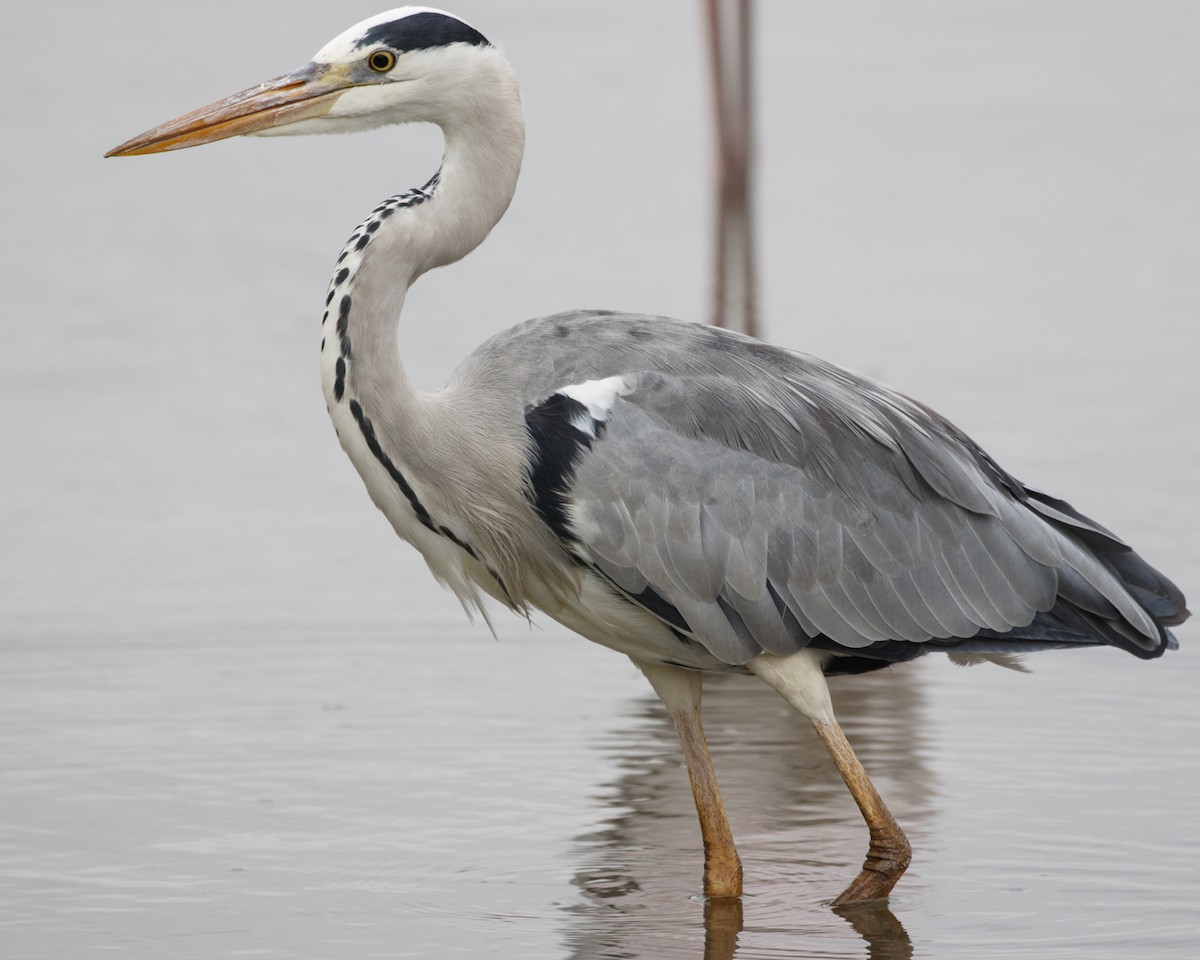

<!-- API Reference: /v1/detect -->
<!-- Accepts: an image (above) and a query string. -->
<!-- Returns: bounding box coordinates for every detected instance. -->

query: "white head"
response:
[107,7,519,155]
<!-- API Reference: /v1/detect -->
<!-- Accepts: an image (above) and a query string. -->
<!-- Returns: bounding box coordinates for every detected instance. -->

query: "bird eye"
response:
[367,49,397,73]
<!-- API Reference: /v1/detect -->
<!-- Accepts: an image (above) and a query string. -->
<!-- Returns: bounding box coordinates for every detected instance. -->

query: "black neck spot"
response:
[336,295,352,358]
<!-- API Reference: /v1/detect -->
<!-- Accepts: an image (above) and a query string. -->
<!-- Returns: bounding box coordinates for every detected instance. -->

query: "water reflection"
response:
[563,670,929,958]
[703,898,743,960]
[831,903,914,960]
[704,0,758,336]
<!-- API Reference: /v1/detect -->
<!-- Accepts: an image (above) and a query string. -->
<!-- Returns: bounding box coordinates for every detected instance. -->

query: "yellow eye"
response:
[368,49,397,72]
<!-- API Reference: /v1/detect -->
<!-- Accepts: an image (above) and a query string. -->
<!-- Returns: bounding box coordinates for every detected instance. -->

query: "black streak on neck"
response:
[348,399,515,597]
[349,399,436,533]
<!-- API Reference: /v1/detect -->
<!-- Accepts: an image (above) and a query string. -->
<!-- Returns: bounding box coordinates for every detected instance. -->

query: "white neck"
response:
[314,50,578,616]
[319,53,524,416]
[316,50,528,611]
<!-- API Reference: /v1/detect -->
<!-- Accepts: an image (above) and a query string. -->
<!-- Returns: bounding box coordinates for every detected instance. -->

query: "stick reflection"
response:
[704,0,757,336]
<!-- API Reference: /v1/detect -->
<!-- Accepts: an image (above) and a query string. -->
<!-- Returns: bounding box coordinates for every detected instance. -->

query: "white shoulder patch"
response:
[559,375,632,434]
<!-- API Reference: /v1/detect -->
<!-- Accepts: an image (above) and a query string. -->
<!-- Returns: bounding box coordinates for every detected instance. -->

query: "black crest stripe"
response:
[356,12,490,53]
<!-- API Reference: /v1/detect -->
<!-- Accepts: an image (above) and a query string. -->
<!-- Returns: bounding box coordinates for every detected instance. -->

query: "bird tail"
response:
[1014,486,1188,657]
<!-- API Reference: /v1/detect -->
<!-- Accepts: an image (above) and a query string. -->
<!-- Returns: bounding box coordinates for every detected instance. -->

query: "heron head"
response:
[106,7,506,157]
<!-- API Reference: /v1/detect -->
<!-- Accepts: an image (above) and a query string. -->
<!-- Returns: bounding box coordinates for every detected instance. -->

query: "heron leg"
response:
[813,718,912,907]
[748,652,911,907]
[633,659,744,900]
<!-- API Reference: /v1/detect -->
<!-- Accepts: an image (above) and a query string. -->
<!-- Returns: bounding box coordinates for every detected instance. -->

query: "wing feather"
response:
[497,314,1184,666]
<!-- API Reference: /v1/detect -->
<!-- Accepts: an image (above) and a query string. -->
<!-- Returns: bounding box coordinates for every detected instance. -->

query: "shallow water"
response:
[4,632,1198,958]
[3,2,1199,958]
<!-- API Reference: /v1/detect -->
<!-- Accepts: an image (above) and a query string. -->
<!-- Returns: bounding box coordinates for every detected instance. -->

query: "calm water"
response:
[3,2,1198,958]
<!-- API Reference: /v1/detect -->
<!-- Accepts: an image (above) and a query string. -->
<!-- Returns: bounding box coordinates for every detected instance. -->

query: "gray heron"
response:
[107,7,1188,907]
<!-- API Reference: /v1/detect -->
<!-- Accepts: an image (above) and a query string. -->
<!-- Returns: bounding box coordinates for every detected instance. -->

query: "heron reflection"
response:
[563,670,924,958]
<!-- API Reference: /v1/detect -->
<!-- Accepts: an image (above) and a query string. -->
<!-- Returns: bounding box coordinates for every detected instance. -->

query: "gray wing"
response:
[509,315,1184,667]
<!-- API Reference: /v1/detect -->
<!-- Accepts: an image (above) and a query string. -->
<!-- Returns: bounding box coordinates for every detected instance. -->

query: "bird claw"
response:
[702,852,745,901]
[830,829,912,907]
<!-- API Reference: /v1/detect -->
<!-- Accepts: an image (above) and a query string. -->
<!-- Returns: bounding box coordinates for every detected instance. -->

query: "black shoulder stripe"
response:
[524,393,600,543]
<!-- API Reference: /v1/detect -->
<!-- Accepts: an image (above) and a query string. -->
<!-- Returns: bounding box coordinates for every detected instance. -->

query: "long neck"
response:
[320,78,525,418]
[317,64,572,613]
